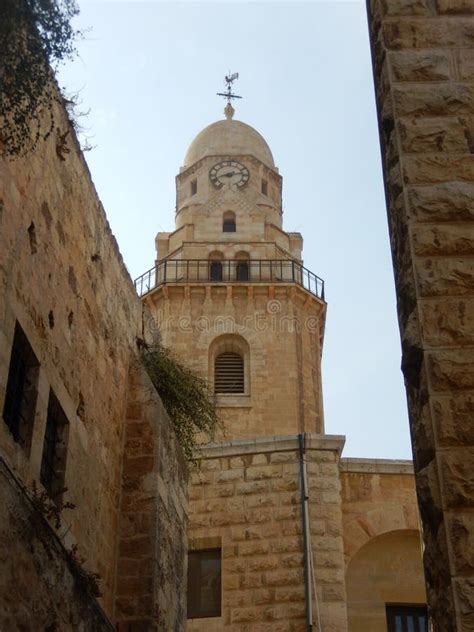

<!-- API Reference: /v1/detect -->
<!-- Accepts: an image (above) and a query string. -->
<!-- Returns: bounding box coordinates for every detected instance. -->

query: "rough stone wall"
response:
[116,358,188,631]
[187,434,348,632]
[146,285,325,440]
[0,102,188,626]
[0,458,113,632]
[340,459,426,630]
[366,3,474,628]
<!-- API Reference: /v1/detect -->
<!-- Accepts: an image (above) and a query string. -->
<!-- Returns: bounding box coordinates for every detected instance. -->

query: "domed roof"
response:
[183,107,275,169]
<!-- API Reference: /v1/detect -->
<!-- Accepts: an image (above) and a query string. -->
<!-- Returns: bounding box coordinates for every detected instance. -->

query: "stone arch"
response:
[346,529,427,632]
[343,504,421,566]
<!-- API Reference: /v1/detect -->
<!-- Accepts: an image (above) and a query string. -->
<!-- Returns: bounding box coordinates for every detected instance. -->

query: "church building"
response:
[136,95,429,632]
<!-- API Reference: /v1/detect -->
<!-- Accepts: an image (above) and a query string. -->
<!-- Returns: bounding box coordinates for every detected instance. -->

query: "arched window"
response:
[223,211,236,233]
[209,251,223,282]
[210,335,250,396]
[235,251,250,282]
[214,352,244,393]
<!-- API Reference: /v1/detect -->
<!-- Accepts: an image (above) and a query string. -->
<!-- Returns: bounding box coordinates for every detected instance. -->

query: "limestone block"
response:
[398,117,469,153]
[413,225,474,257]
[383,18,474,50]
[407,182,474,222]
[416,258,474,297]
[436,0,474,13]
[427,350,474,391]
[448,512,474,573]
[402,154,474,185]
[390,51,451,81]
[394,84,474,117]
[432,395,474,445]
[381,0,432,15]
[419,298,474,346]
[457,49,474,80]
[440,450,474,508]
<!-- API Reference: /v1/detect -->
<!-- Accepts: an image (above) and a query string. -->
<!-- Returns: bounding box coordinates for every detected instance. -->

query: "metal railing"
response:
[134,259,325,300]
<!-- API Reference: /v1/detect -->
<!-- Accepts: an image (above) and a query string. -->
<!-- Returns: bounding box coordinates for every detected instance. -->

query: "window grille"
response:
[187,548,221,619]
[2,322,40,450]
[386,605,428,632]
[214,352,244,394]
[40,391,69,500]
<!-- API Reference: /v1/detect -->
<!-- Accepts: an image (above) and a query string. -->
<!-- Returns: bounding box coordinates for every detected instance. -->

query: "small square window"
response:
[40,391,69,501]
[2,322,40,452]
[261,179,268,195]
[191,179,197,196]
[187,548,222,619]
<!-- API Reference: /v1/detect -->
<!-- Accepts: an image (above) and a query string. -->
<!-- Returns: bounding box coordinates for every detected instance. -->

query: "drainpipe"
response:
[299,433,313,632]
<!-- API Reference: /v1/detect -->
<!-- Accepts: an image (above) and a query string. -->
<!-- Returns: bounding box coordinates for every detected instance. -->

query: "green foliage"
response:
[29,480,75,530]
[0,0,80,156]
[142,343,220,463]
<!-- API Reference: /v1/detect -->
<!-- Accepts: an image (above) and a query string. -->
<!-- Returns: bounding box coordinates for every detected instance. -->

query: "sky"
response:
[59,0,413,460]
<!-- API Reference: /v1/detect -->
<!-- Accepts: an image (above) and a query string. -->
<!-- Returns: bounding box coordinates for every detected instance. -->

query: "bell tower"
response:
[137,99,326,440]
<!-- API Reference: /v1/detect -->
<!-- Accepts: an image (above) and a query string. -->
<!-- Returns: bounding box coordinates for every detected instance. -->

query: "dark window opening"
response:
[223,212,236,233]
[209,261,223,282]
[40,391,69,501]
[236,262,249,281]
[386,605,428,632]
[187,548,221,619]
[215,352,244,394]
[261,179,268,195]
[2,322,40,451]
[191,179,197,196]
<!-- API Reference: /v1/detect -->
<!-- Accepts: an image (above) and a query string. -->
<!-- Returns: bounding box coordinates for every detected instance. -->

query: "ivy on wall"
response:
[142,343,220,463]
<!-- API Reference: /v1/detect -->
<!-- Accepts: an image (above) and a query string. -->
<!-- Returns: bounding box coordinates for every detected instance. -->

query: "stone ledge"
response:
[340,457,414,474]
[195,433,346,459]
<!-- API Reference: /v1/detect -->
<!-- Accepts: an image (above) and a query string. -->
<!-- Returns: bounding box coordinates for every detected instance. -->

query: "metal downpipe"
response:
[299,432,313,632]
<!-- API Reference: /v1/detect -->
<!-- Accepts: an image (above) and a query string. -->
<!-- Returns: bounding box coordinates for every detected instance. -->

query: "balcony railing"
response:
[134,259,325,300]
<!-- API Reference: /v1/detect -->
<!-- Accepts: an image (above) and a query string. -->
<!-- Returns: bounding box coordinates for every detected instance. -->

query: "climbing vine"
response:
[142,343,220,463]
[0,0,81,156]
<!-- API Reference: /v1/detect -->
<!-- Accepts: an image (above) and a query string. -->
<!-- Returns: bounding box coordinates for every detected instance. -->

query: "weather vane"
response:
[217,72,242,104]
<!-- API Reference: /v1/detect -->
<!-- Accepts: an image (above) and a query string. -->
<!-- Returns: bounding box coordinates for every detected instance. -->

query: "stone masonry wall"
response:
[187,434,347,632]
[0,458,113,632]
[116,358,188,632]
[0,101,188,627]
[367,2,474,630]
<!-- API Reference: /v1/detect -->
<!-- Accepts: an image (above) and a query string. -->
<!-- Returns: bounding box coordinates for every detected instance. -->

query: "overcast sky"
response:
[59,0,412,460]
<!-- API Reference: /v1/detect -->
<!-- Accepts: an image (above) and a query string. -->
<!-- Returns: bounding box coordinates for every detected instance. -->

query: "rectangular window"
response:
[40,391,69,501]
[2,322,40,451]
[261,179,268,195]
[386,604,428,632]
[191,179,197,196]
[187,548,222,619]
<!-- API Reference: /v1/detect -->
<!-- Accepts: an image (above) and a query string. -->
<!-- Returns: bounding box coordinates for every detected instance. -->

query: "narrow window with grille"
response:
[386,604,428,632]
[2,322,40,451]
[214,352,244,394]
[40,391,69,501]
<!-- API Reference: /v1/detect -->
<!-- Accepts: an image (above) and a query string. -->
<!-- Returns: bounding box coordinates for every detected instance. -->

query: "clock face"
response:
[209,160,250,189]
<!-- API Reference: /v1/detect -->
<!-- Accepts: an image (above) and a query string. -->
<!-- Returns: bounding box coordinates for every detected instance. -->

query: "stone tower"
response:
[136,104,351,631]
[139,103,326,441]
[135,100,428,631]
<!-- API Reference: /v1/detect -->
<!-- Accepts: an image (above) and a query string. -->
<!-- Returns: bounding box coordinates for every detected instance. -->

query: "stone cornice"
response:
[194,433,346,459]
[340,457,414,475]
